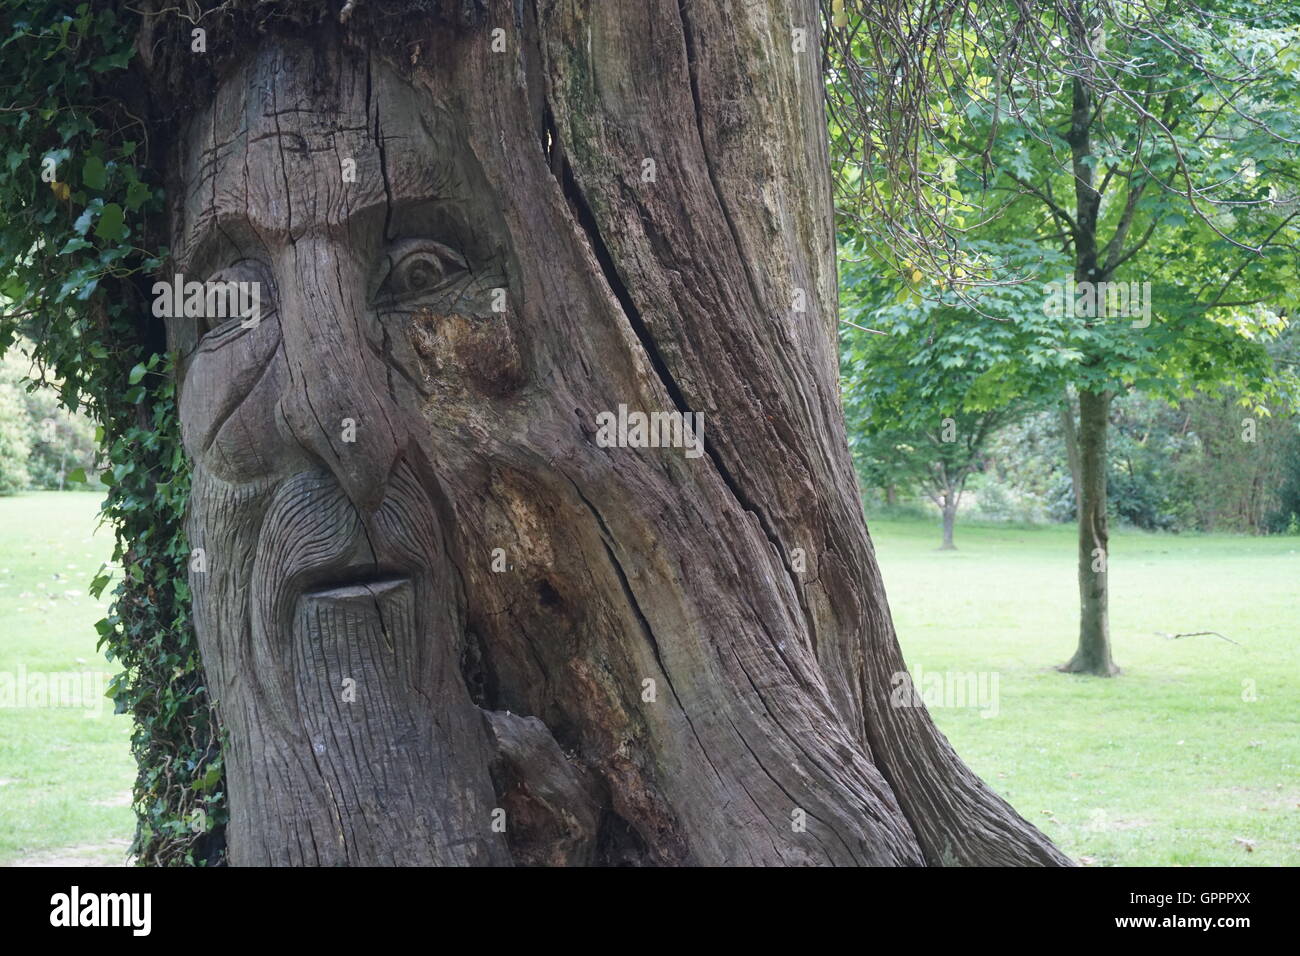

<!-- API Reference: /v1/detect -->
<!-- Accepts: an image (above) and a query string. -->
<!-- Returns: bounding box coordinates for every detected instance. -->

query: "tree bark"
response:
[1060,392,1083,517]
[940,496,957,550]
[156,0,1069,866]
[1061,389,1119,676]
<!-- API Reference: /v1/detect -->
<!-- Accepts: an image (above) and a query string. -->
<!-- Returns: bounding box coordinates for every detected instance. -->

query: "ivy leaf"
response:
[58,236,92,255]
[193,763,222,793]
[124,179,150,211]
[93,202,125,241]
[82,154,106,190]
[66,466,87,483]
[73,201,98,236]
[128,362,147,384]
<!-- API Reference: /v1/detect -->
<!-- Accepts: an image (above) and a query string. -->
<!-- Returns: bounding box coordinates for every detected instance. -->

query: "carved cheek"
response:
[178,320,286,482]
[406,308,525,398]
[202,353,291,481]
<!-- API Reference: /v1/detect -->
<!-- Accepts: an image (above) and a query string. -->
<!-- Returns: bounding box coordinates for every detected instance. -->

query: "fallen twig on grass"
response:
[1155,631,1241,646]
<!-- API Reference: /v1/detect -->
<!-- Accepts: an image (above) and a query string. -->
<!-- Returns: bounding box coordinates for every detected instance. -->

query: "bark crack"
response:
[550,122,808,650]
[670,0,815,648]
[723,714,848,865]
[563,473,727,793]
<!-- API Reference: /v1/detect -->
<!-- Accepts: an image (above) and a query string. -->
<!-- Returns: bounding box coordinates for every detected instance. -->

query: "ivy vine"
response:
[0,1,225,865]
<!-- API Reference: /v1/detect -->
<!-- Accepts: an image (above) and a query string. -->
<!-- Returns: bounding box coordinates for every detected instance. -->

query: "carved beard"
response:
[187,458,510,865]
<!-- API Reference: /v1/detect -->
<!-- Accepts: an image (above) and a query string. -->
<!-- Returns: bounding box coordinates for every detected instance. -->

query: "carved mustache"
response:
[233,459,461,728]
[250,461,447,625]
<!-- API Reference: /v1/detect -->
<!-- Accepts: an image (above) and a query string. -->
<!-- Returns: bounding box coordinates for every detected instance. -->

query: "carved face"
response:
[167,42,522,864]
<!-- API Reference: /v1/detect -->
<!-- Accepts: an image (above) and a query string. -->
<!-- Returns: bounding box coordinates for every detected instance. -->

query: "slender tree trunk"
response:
[940,495,957,550]
[1061,6,1118,676]
[1060,393,1083,516]
[148,0,1069,865]
[1061,390,1119,675]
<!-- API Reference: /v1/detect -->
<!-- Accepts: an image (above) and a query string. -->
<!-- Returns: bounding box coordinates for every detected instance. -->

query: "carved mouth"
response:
[302,573,411,601]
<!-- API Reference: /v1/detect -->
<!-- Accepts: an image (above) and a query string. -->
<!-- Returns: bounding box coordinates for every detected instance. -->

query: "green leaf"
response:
[193,763,222,793]
[73,202,98,235]
[82,155,106,190]
[124,179,150,211]
[58,236,92,255]
[93,202,125,240]
[128,362,147,384]
[65,467,87,483]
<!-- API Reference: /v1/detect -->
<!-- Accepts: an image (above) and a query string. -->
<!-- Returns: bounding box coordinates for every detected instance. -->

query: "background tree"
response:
[0,343,101,489]
[828,0,1300,675]
[839,241,1052,548]
[0,380,31,494]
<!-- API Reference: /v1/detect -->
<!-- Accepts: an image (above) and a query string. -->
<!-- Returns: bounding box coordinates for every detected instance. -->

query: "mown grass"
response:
[870,514,1299,866]
[0,491,133,865]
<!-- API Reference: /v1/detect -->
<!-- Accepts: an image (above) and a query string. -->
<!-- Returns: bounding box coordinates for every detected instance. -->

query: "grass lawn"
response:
[0,491,134,866]
[0,491,1294,866]
[869,514,1299,866]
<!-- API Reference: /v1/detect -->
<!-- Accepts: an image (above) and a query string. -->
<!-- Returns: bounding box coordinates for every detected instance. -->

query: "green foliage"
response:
[836,2,1300,543]
[969,393,1300,534]
[0,342,100,488]
[1270,437,1300,534]
[936,4,1298,400]
[0,1,224,864]
[1102,396,1200,531]
[0,380,32,493]
[840,238,1067,512]
[1179,395,1300,533]
[23,391,98,488]
[92,357,226,865]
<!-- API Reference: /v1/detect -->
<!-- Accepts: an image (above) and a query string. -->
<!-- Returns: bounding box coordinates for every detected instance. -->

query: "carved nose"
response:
[275,239,403,514]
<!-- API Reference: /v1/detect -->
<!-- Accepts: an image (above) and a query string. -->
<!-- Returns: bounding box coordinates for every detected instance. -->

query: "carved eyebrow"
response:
[179,216,266,279]
[179,195,394,277]
[178,127,480,272]
[178,200,487,298]
[179,145,390,270]
[382,199,489,262]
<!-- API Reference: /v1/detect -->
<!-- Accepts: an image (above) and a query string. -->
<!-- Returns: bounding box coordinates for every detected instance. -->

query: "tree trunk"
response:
[940,496,957,550]
[155,0,1068,866]
[1059,6,1118,677]
[1060,393,1083,517]
[1061,390,1119,676]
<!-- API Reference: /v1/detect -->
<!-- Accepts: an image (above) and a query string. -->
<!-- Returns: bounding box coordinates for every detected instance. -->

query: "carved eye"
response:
[378,240,469,302]
[197,259,275,338]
